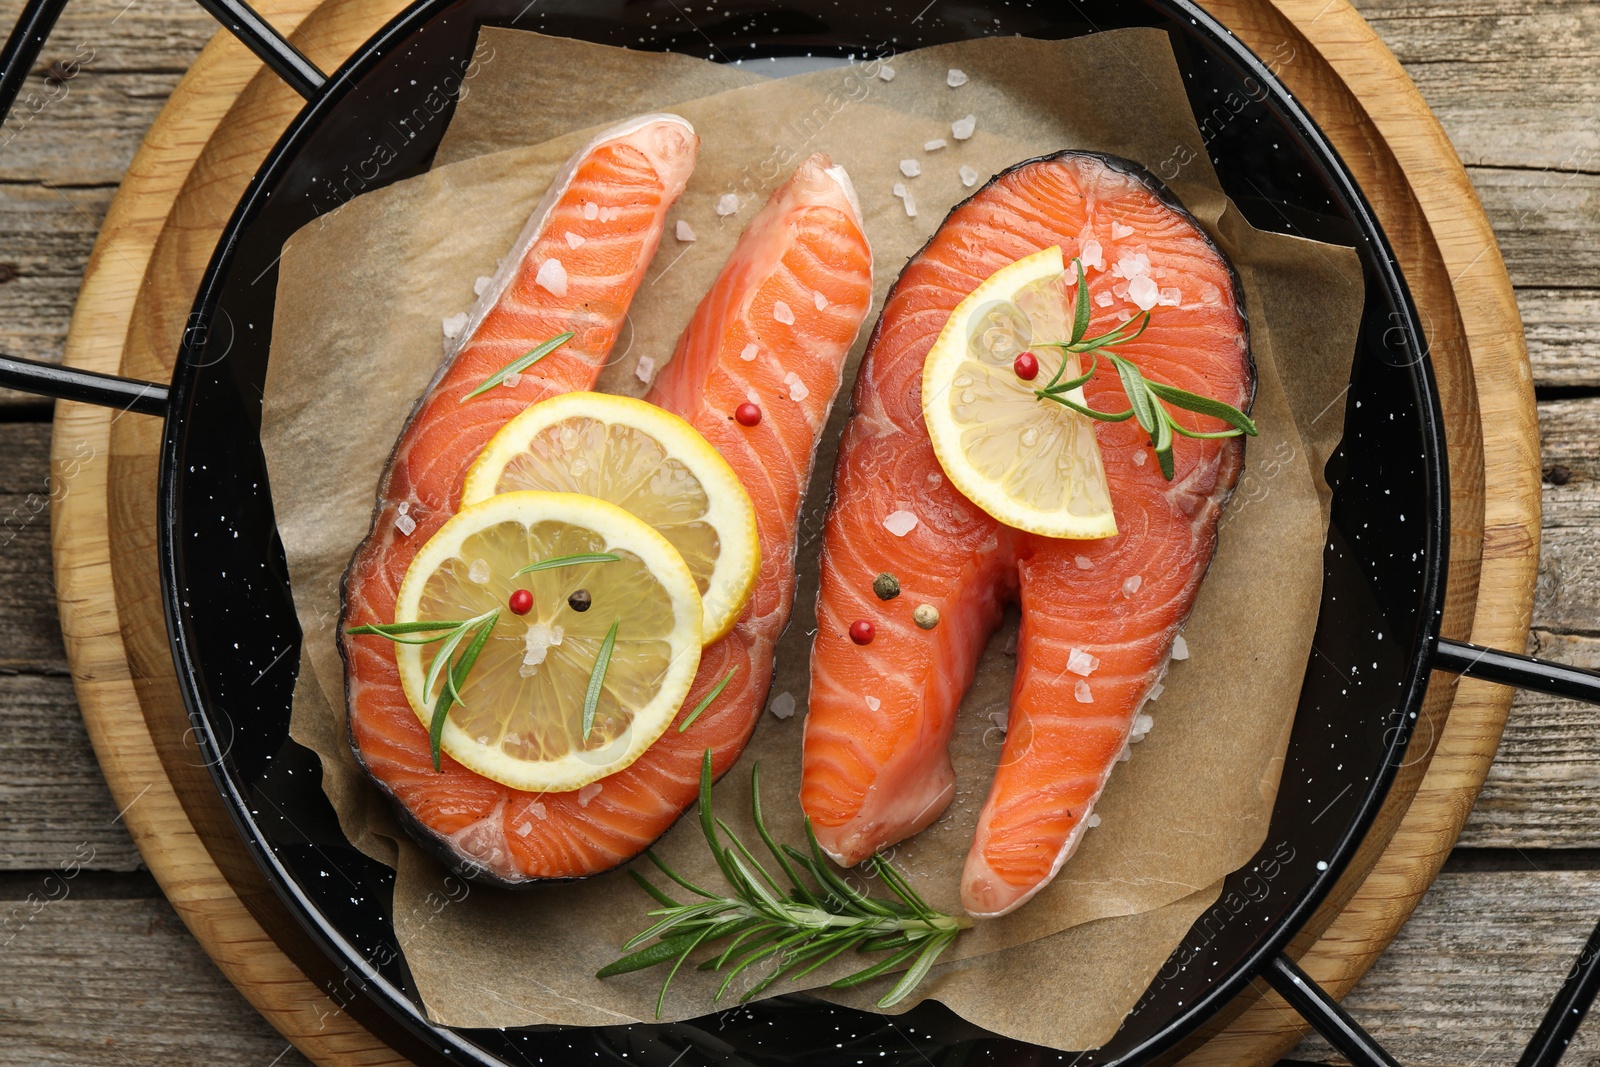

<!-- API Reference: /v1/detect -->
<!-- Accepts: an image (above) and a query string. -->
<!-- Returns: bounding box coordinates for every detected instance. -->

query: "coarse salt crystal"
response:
[900,158,921,178]
[1129,276,1160,310]
[951,114,976,140]
[990,711,1008,731]
[675,220,697,242]
[814,290,828,311]
[740,343,759,362]
[635,355,656,384]
[528,801,547,821]
[1074,680,1094,704]
[1111,221,1134,239]
[1080,239,1104,270]
[583,201,599,220]
[716,193,740,216]
[1172,635,1190,660]
[577,783,602,807]
[878,65,896,81]
[519,622,565,677]
[1113,254,1151,279]
[1074,554,1094,570]
[785,371,810,402]
[892,181,906,198]
[565,232,585,249]
[1122,574,1143,596]
[515,821,532,837]
[1133,450,1147,467]
[535,258,568,297]
[883,510,919,536]
[1086,813,1102,828]
[946,68,969,87]
[1158,287,1182,307]
[467,558,491,585]
[1067,648,1100,676]
[769,691,797,719]
[773,300,795,325]
[502,371,521,388]
[396,500,410,516]
[473,275,492,295]
[1148,681,1166,701]
[1095,291,1114,308]
[441,312,468,339]
[1119,743,1132,762]
[1112,280,1130,299]
[1003,630,1018,655]
[866,695,881,711]
[900,190,917,217]
[394,512,416,536]
[924,138,948,151]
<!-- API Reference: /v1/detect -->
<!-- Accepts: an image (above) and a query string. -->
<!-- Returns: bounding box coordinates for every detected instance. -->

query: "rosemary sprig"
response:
[678,666,739,733]
[598,751,969,1016]
[1031,257,1257,480]
[461,331,574,401]
[582,618,620,739]
[347,610,500,770]
[512,552,620,578]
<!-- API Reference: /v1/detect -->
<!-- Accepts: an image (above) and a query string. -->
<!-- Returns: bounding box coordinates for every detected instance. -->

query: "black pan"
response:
[4,2,1599,1065]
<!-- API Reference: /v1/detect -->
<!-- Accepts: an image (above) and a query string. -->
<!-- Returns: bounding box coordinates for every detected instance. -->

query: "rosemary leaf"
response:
[596,931,708,978]
[1070,257,1091,345]
[428,610,498,771]
[828,940,924,990]
[581,618,619,739]
[630,869,681,909]
[512,552,621,578]
[879,930,957,1008]
[461,331,574,401]
[346,619,471,640]
[1145,380,1259,435]
[678,666,739,733]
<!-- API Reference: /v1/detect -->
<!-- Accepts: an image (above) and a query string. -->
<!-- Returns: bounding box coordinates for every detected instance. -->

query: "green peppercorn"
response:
[872,572,901,601]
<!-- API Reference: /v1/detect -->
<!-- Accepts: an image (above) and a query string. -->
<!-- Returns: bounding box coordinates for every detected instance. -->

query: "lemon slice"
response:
[394,491,702,792]
[463,392,759,643]
[922,245,1117,539]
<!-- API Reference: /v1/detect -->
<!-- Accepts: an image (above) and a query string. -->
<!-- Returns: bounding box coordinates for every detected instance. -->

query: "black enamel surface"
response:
[157,2,1447,1064]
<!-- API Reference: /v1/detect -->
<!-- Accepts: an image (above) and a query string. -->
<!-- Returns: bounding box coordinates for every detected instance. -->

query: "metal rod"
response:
[0,354,168,416]
[191,0,325,99]
[0,0,70,126]
[1518,915,1600,1067]
[1433,637,1600,705]
[1263,954,1402,1067]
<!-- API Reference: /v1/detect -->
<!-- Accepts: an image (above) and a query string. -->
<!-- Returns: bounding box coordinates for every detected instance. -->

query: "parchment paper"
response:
[260,28,1364,1051]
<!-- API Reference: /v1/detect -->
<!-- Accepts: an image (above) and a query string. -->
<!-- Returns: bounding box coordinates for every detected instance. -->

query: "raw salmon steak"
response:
[341,114,698,882]
[800,151,1253,917]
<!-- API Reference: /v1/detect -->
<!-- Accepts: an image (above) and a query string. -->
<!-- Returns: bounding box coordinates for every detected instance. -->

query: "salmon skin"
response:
[340,114,698,885]
[800,151,1253,917]
[343,150,873,885]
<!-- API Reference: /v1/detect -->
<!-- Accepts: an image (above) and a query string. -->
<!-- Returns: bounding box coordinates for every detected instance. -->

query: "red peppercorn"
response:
[849,620,875,645]
[1013,351,1040,381]
[508,589,534,615]
[734,402,762,427]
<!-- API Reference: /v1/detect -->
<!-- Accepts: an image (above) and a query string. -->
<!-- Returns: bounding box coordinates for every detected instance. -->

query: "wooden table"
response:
[0,0,1595,1062]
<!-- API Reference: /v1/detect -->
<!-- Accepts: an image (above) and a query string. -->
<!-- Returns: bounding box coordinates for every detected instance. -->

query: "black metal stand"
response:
[4,0,1600,1063]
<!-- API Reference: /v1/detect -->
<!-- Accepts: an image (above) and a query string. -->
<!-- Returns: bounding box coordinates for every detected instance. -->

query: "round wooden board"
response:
[49,1,1536,1064]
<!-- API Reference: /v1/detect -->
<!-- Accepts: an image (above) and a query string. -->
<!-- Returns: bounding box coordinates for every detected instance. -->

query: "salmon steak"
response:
[800,151,1253,917]
[343,147,873,884]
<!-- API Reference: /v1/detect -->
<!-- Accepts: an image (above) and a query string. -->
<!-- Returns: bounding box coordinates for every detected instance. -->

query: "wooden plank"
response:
[1518,287,1600,389]
[1,422,71,670]
[1291,870,1600,1064]
[0,0,216,73]
[1531,400,1600,636]
[0,895,310,1067]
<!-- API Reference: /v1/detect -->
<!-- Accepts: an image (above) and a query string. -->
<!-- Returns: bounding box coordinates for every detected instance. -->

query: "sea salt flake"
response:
[892,181,907,199]
[946,68,969,87]
[441,312,468,339]
[773,300,795,325]
[900,158,921,178]
[1122,574,1143,596]
[467,558,491,585]
[502,371,521,388]
[1172,635,1190,660]
[1074,554,1094,570]
[565,232,585,249]
[784,371,810,402]
[473,275,492,295]
[1095,291,1114,308]
[634,355,656,384]
[675,220,697,242]
[394,512,416,536]
[769,691,797,719]
[577,783,602,807]
[878,65,896,81]
[1074,680,1094,704]
[1131,713,1155,740]
[900,190,917,217]
[990,711,1009,731]
[813,290,829,311]
[1119,743,1132,762]
[740,343,759,362]
[514,821,532,837]
[951,114,976,140]
[527,801,547,821]
[535,258,568,297]
[1067,648,1100,677]
[1111,221,1134,239]
[1112,280,1130,299]
[716,193,740,216]
[866,695,881,711]
[1080,239,1104,270]
[1158,287,1182,307]
[583,201,599,220]
[1148,682,1166,701]
[1003,630,1018,655]
[1086,813,1102,828]
[883,510,919,537]
[1133,450,1147,467]
[1113,254,1151,279]
[396,501,410,516]
[519,622,565,677]
[924,138,948,151]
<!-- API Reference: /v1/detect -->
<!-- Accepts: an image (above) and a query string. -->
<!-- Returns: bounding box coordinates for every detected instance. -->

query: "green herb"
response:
[461,331,575,401]
[598,751,969,1016]
[678,666,739,733]
[1031,257,1257,480]
[582,618,620,739]
[347,610,500,770]
[512,552,621,578]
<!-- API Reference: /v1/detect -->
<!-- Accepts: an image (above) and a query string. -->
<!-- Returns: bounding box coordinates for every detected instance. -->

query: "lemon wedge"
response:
[394,491,702,792]
[463,392,759,643]
[921,246,1117,539]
